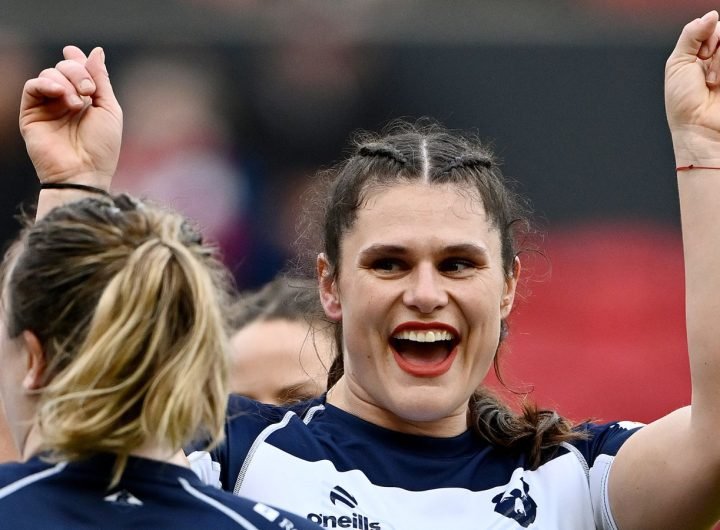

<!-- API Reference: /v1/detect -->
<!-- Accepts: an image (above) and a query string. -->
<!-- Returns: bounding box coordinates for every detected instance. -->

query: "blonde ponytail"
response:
[6,196,234,486]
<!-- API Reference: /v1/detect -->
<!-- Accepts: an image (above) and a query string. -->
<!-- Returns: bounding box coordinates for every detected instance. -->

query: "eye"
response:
[439,258,476,275]
[371,258,406,274]
[278,384,321,405]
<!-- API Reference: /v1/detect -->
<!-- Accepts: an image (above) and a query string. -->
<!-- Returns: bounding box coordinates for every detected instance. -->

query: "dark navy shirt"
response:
[0,452,322,530]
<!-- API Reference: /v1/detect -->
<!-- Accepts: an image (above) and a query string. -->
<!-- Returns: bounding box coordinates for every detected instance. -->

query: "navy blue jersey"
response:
[0,452,322,530]
[189,395,643,530]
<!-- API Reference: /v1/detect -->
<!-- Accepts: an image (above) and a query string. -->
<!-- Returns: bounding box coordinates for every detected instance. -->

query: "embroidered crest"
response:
[492,474,537,527]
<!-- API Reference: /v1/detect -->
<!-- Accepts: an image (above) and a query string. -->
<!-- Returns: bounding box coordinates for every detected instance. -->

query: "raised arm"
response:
[607,11,720,530]
[19,46,121,219]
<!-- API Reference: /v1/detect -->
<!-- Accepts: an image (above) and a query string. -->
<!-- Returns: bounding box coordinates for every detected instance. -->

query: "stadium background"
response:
[1,0,715,426]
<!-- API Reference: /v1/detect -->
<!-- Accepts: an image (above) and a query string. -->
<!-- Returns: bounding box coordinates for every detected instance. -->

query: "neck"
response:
[22,425,188,468]
[131,444,189,467]
[21,423,41,461]
[326,376,469,437]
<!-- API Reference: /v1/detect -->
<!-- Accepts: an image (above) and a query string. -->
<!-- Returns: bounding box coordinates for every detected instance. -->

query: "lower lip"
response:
[391,345,458,378]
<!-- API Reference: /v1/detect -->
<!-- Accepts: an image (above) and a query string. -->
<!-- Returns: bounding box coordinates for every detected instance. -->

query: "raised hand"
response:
[665,10,720,166]
[19,46,122,189]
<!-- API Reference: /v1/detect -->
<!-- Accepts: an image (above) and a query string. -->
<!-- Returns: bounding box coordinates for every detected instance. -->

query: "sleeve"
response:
[186,395,294,492]
[187,450,222,489]
[571,421,644,530]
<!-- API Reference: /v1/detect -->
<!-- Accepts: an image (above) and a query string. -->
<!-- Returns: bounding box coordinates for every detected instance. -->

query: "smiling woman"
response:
[23,11,720,530]
[188,12,720,523]
[189,125,634,530]
[315,149,556,441]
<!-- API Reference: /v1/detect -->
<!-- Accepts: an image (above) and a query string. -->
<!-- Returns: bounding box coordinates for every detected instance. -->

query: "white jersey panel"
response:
[190,396,642,530]
[236,442,598,530]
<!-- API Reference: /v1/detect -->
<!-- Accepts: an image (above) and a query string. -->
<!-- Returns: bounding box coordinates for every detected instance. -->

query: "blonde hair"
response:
[4,195,234,486]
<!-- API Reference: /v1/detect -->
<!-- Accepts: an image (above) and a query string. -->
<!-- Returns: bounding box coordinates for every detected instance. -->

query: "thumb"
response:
[670,11,719,63]
[85,47,121,119]
[62,45,88,63]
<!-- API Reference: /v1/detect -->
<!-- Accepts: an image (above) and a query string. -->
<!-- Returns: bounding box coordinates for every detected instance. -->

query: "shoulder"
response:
[190,480,322,530]
[188,395,320,453]
[0,458,64,494]
[223,394,326,441]
[189,395,326,490]
[226,394,325,423]
[569,420,645,465]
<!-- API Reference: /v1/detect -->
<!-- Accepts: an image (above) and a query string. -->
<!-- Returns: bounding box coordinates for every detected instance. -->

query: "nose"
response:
[403,262,448,314]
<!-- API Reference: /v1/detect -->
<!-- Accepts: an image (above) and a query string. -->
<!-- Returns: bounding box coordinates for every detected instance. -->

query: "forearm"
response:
[677,164,720,424]
[673,125,720,423]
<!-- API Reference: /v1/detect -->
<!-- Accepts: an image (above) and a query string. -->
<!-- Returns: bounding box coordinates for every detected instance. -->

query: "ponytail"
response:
[6,196,234,486]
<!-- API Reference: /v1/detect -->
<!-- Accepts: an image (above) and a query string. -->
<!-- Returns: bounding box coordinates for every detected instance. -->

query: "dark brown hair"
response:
[316,120,583,468]
[229,275,321,330]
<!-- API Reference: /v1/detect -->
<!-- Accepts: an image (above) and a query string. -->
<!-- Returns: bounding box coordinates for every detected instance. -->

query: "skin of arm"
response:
[608,11,720,530]
[18,46,122,219]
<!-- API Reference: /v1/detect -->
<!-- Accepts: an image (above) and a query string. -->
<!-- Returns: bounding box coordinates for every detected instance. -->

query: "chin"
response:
[386,387,466,426]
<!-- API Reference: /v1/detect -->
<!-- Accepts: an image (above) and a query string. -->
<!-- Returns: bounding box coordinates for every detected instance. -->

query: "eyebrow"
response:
[359,243,490,258]
[443,244,490,259]
[359,244,408,258]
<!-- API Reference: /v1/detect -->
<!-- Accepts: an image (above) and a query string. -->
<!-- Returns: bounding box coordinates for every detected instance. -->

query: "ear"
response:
[500,256,521,319]
[20,331,47,391]
[317,253,342,322]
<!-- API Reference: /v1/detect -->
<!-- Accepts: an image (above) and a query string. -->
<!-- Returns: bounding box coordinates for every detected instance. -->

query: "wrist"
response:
[36,169,113,192]
[36,183,111,221]
[676,164,720,171]
[40,182,111,197]
[670,125,720,168]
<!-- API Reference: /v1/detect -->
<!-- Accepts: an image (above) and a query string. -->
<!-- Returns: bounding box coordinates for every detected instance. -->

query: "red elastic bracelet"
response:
[676,164,720,171]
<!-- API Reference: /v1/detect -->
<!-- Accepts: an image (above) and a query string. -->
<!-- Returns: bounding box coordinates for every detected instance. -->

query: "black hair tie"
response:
[40,182,111,197]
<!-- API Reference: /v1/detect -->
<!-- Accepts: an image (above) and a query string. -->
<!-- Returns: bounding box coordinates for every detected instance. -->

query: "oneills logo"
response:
[307,485,382,529]
[329,486,357,509]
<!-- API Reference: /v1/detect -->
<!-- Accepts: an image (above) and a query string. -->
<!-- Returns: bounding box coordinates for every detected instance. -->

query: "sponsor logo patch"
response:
[307,485,382,529]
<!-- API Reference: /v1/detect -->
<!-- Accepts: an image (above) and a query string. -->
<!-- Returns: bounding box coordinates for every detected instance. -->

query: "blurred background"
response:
[1,0,715,424]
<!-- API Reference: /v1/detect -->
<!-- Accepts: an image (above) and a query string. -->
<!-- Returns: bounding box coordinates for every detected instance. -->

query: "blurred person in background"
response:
[0,29,39,253]
[229,275,333,405]
[236,6,383,288]
[112,51,251,285]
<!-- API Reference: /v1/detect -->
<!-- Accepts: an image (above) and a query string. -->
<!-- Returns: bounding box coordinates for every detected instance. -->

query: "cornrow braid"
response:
[439,153,493,174]
[357,143,408,166]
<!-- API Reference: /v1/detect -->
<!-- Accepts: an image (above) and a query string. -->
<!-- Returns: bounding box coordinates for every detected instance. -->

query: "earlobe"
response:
[317,253,342,322]
[21,331,47,391]
[500,256,521,318]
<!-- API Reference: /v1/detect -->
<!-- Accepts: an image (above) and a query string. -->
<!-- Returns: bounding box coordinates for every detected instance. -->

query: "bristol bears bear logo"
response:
[492,474,537,527]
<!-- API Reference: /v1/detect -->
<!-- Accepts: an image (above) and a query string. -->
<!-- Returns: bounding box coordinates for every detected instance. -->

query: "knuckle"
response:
[38,68,57,78]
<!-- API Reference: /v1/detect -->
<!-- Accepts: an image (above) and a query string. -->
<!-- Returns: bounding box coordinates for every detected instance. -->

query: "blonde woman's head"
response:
[0,195,234,484]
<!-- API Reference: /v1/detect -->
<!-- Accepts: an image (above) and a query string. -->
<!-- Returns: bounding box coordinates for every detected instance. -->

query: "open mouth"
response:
[390,328,459,377]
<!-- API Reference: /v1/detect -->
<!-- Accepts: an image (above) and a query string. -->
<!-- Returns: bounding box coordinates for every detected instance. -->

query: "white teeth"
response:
[392,329,455,342]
